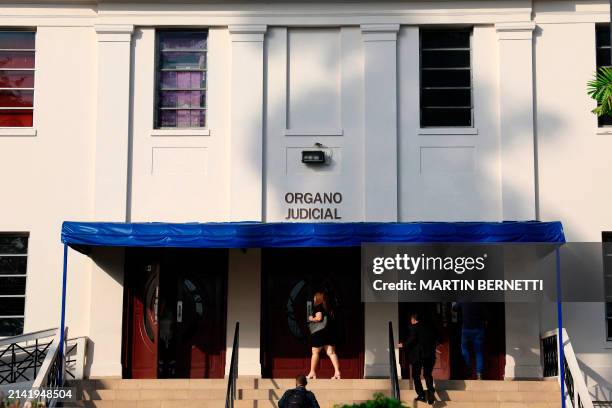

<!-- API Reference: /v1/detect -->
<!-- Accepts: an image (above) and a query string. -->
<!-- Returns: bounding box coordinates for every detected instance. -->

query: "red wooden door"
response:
[129,260,160,379]
[158,249,228,378]
[262,248,364,379]
[399,303,453,380]
[126,249,227,379]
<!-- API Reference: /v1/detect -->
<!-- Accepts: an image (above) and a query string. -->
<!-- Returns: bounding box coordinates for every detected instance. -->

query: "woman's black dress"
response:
[310,304,336,348]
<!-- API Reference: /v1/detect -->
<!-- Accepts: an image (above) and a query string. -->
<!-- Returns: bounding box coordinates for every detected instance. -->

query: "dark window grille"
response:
[0,234,28,336]
[420,28,473,127]
[595,25,612,127]
[155,30,207,128]
[603,232,612,341]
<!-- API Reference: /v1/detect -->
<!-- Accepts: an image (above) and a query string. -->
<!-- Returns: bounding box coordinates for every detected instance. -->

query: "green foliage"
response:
[334,392,405,408]
[588,67,612,117]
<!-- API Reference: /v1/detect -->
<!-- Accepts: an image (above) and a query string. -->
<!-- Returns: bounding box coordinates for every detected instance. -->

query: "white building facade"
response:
[1,0,612,399]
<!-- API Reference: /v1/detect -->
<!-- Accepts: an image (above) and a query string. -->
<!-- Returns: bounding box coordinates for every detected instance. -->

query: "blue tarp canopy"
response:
[61,221,565,248]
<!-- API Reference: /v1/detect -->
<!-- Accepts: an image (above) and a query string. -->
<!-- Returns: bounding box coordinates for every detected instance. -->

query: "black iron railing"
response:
[0,329,56,384]
[541,330,592,408]
[225,322,239,408]
[542,333,559,378]
[388,321,400,401]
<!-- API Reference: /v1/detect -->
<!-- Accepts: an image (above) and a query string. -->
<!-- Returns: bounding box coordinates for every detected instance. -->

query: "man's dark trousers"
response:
[411,357,435,399]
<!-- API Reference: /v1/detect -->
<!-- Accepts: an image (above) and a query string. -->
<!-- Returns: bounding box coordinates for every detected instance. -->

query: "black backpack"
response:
[285,389,309,408]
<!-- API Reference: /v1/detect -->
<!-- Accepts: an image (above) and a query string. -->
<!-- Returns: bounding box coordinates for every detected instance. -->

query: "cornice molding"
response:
[495,21,535,40]
[361,23,400,41]
[228,24,267,42]
[95,23,134,42]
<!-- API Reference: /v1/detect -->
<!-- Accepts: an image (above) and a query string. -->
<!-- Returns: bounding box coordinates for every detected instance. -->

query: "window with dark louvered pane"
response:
[0,234,28,336]
[596,25,612,127]
[420,29,473,128]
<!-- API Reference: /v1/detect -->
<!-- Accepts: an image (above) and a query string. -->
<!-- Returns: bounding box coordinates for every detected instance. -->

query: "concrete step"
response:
[68,379,560,408]
[73,389,560,403]
[239,388,560,402]
[235,401,561,408]
[73,378,560,392]
[65,400,562,408]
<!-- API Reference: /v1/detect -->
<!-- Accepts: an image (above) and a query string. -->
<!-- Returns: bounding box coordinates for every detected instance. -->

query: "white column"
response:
[496,23,542,379]
[361,24,400,378]
[225,249,262,377]
[229,25,267,222]
[361,24,399,222]
[87,247,125,377]
[88,25,133,378]
[93,24,134,221]
[504,302,543,379]
[496,22,537,221]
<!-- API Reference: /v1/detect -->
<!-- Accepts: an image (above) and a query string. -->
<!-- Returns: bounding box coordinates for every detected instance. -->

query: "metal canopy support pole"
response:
[556,248,565,408]
[58,243,68,385]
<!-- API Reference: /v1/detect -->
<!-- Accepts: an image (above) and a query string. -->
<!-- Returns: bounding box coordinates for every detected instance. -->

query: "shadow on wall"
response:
[580,357,612,401]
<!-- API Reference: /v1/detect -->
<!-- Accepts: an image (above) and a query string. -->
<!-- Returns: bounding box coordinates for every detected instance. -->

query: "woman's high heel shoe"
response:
[307,373,317,380]
[331,373,341,380]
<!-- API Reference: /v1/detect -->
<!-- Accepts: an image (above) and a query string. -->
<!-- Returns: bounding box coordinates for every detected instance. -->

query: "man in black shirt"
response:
[278,375,320,408]
[399,312,438,405]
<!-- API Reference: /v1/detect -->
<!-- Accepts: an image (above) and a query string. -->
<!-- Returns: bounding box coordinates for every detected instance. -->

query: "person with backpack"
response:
[278,375,321,408]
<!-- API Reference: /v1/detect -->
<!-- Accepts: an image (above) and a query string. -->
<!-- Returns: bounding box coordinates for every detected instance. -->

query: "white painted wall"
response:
[398,24,502,222]
[534,13,612,398]
[130,27,230,222]
[0,24,96,343]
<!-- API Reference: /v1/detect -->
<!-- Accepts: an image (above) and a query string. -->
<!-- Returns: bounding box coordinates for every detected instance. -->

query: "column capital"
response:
[95,24,134,42]
[495,22,536,40]
[361,24,400,42]
[229,24,267,42]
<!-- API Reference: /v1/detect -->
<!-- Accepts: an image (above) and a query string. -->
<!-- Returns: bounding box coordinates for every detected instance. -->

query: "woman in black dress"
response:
[307,291,341,379]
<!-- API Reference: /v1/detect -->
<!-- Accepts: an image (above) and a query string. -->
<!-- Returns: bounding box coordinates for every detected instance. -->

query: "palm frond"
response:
[588,67,612,116]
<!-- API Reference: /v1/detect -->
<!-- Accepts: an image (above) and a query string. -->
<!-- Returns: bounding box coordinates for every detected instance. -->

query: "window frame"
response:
[153,29,208,130]
[0,233,29,337]
[419,27,474,129]
[603,232,612,342]
[595,24,612,128]
[0,29,36,129]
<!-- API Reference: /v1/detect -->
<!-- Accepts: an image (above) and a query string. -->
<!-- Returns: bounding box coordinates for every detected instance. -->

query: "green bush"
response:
[334,392,405,408]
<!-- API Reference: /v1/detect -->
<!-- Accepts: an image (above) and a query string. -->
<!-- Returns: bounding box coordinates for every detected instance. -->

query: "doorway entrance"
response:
[261,247,364,378]
[398,302,506,380]
[123,248,228,379]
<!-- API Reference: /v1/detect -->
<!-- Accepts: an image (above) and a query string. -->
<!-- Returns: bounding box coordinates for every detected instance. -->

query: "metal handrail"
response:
[388,321,400,401]
[541,328,594,408]
[225,322,239,408]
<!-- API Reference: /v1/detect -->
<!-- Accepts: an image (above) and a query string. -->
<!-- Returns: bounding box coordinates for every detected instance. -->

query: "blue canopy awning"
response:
[61,221,565,248]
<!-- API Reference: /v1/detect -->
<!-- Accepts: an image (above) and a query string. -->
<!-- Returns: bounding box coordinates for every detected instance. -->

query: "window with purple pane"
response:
[161,71,177,89]
[160,91,178,108]
[191,72,204,89]
[177,110,191,127]
[156,30,207,128]
[159,110,177,127]
[191,110,205,127]
[177,71,191,89]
